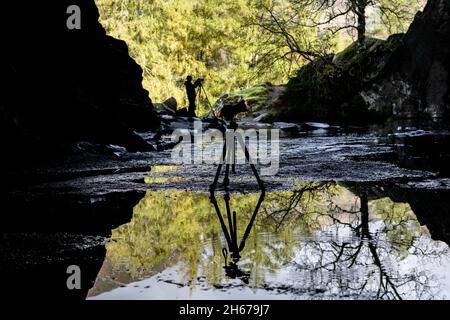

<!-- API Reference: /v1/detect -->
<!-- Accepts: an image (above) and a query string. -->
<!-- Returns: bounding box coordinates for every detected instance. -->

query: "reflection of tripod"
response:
[209,122,266,272]
[211,186,265,261]
[196,84,214,115]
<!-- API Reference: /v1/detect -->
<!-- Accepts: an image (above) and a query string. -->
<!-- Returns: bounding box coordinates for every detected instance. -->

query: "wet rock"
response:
[390,131,450,176]
[163,117,193,130]
[163,97,178,113]
[155,103,176,116]
[300,122,331,131]
[273,122,300,133]
[253,112,270,122]
[236,121,272,130]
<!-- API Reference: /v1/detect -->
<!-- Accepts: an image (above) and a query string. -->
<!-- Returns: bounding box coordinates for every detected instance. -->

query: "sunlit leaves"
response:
[94,0,424,115]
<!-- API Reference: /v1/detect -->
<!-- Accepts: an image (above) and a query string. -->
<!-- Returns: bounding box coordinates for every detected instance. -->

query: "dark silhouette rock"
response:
[1,190,145,300]
[0,0,159,163]
[175,107,189,117]
[385,0,450,119]
[163,97,178,113]
[218,100,250,122]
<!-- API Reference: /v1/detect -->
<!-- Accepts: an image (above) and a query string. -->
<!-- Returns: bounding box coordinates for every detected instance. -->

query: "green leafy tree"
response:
[95,0,424,115]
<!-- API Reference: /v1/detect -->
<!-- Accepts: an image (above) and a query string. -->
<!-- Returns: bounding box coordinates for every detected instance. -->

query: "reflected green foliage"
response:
[262,182,341,233]
[94,182,434,298]
[106,190,304,287]
[370,197,428,259]
[107,191,216,281]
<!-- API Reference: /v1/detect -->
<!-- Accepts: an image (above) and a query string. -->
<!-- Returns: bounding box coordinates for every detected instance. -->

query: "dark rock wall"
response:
[394,0,450,118]
[0,0,159,159]
[363,0,450,120]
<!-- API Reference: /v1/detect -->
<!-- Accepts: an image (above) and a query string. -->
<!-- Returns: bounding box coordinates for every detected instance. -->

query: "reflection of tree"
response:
[91,183,449,299]
[323,190,404,299]
[98,190,299,290]
[292,186,447,300]
[102,191,223,283]
[262,182,337,233]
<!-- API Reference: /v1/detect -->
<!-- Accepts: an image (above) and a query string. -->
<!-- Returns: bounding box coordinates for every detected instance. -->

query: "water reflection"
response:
[294,185,440,299]
[209,141,266,283]
[88,182,450,300]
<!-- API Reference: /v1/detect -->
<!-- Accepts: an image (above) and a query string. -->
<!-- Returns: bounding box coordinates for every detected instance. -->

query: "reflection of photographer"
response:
[184,75,205,117]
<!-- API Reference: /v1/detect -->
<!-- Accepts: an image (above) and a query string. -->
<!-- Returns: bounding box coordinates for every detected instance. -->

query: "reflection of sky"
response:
[293,222,450,300]
[90,220,450,300]
[398,239,450,299]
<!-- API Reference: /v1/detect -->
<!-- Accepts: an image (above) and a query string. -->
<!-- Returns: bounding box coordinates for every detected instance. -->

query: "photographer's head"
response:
[186,75,193,82]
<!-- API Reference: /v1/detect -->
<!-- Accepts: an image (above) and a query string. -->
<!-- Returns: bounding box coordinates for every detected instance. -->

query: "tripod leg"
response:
[223,134,232,187]
[223,140,234,255]
[224,164,230,188]
[224,191,234,252]
[232,211,240,260]
[232,136,236,174]
[250,163,265,193]
[210,137,234,251]
[210,193,232,249]
[210,164,222,193]
[210,137,227,193]
[235,133,266,192]
[201,86,213,111]
[239,190,265,252]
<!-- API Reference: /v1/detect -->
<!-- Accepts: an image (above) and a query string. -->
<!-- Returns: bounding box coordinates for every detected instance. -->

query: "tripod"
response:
[196,83,214,116]
[209,122,266,265]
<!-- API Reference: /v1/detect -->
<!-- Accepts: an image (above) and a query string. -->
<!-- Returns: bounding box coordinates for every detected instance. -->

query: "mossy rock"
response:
[274,35,404,125]
[334,35,403,68]
[227,85,269,112]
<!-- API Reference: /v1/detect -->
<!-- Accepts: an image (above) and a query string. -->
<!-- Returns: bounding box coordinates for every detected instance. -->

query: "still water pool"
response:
[88,181,450,300]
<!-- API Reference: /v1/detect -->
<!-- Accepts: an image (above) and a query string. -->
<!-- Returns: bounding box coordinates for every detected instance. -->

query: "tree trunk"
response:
[360,189,370,238]
[356,0,367,48]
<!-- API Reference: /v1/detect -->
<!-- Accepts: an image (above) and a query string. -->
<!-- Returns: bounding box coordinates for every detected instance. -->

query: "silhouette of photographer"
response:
[184,75,204,117]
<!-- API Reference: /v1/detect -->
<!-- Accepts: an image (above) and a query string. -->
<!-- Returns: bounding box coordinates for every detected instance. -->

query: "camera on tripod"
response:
[195,77,205,86]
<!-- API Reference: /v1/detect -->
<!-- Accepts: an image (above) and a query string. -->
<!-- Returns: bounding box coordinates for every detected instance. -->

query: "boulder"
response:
[273,122,300,133]
[155,103,176,116]
[175,107,189,117]
[277,36,403,124]
[163,97,178,113]
[300,122,331,131]
[253,112,270,122]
